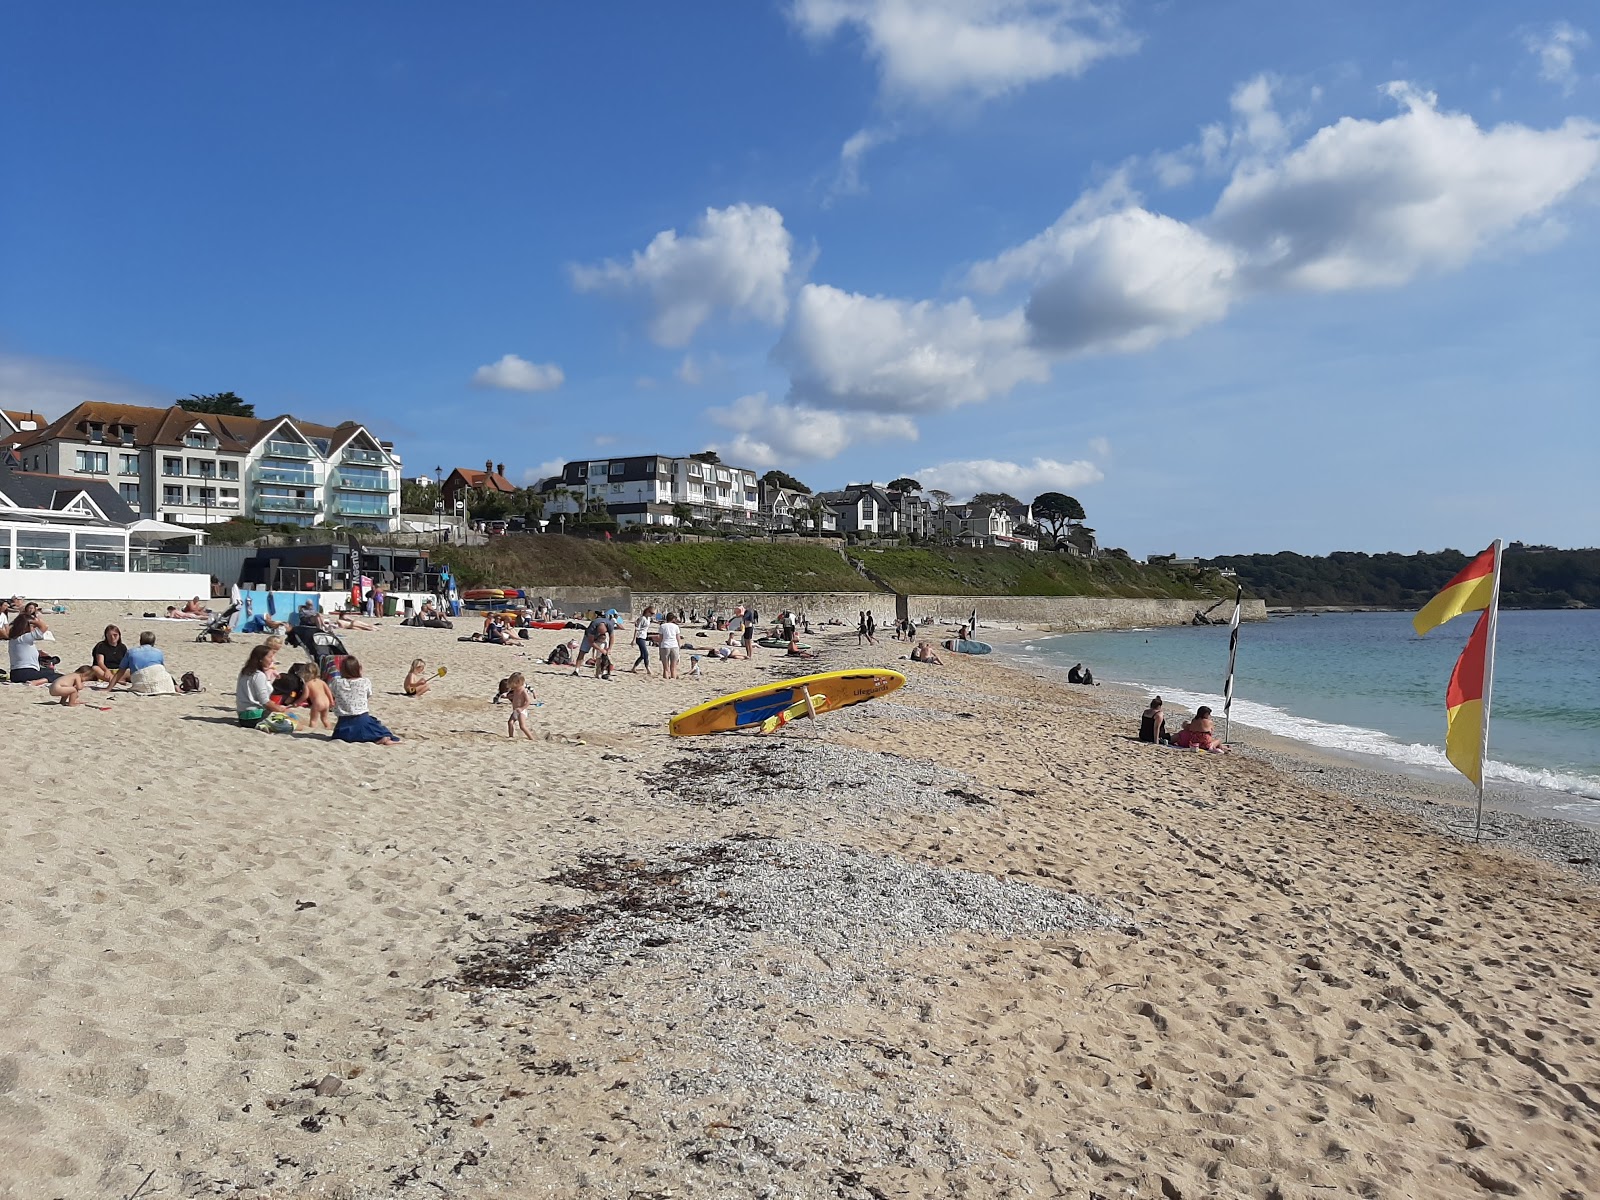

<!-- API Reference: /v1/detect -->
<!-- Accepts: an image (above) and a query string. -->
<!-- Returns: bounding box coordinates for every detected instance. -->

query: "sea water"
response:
[1013,610,1600,826]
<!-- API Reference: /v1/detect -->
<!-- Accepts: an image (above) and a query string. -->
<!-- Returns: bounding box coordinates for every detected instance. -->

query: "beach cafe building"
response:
[0,466,212,601]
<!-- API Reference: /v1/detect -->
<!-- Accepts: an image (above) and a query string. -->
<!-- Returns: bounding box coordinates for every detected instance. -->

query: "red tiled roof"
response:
[446,468,517,494]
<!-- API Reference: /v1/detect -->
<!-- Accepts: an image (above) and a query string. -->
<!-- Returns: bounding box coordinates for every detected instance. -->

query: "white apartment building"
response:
[544,455,761,527]
[10,402,403,532]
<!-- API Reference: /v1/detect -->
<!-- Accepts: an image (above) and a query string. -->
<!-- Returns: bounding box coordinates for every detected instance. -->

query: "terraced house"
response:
[9,402,403,532]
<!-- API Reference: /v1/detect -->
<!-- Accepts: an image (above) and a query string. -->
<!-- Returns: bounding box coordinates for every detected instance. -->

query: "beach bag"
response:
[256,712,297,735]
[179,671,203,694]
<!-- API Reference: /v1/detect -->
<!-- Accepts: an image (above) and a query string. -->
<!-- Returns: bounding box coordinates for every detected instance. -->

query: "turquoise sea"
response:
[1011,610,1600,827]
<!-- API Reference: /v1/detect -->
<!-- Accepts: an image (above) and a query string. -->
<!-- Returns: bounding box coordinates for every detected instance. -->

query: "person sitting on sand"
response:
[236,644,291,727]
[503,672,535,740]
[909,641,942,665]
[49,665,97,706]
[90,625,127,683]
[689,654,702,678]
[546,640,576,667]
[270,664,308,709]
[105,631,175,694]
[7,603,58,685]
[329,656,399,745]
[299,662,333,730]
[404,658,431,696]
[1067,663,1085,684]
[1139,696,1169,744]
[181,597,210,618]
[1174,705,1230,753]
[786,634,818,660]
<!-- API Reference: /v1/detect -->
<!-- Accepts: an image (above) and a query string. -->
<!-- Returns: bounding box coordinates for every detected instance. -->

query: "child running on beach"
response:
[404,658,431,696]
[504,672,535,739]
[300,661,334,730]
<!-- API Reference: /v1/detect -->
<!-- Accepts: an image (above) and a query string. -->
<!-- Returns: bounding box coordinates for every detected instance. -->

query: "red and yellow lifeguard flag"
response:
[1445,609,1490,787]
[1413,545,1496,636]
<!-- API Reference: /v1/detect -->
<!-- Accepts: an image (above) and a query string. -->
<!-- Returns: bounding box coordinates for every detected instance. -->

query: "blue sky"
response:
[2,1,1596,556]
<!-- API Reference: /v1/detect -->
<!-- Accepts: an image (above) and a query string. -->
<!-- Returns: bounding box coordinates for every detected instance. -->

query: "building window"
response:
[686,462,702,478]
[16,531,70,571]
[610,483,624,494]
[609,462,625,475]
[574,464,587,478]
[76,534,126,573]
[120,483,141,506]
[163,457,183,476]
[163,486,183,505]
[219,461,239,480]
[118,453,139,476]
[75,451,109,474]
[87,423,104,443]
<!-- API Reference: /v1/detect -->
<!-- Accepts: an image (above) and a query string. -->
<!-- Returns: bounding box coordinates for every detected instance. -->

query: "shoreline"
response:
[977,623,1600,881]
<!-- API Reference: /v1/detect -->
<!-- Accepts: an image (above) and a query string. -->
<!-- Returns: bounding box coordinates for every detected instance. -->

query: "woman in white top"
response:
[629,606,655,675]
[235,644,288,726]
[657,612,681,679]
[6,603,59,684]
[328,656,399,745]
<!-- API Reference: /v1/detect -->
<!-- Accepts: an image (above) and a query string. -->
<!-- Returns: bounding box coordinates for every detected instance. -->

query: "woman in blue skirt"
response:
[328,655,401,745]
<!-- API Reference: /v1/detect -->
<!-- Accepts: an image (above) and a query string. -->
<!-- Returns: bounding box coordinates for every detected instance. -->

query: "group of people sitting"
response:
[1067,662,1098,686]
[1139,696,1230,753]
[234,638,398,745]
[4,598,183,702]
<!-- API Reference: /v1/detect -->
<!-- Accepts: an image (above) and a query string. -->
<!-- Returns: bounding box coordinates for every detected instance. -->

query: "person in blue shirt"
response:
[105,631,176,694]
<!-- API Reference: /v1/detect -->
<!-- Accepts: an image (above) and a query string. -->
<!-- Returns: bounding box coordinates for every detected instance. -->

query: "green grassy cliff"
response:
[431,536,1235,600]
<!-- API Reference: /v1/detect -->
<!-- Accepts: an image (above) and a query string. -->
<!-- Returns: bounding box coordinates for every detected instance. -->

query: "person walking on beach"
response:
[630,606,655,675]
[866,610,876,641]
[504,672,536,740]
[857,611,866,646]
[658,611,682,679]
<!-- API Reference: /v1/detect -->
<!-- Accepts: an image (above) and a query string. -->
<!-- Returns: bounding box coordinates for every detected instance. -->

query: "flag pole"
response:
[1223,584,1243,744]
[1474,538,1504,842]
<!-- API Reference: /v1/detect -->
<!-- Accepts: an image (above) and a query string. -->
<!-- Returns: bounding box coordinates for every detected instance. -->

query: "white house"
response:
[0,465,211,601]
[543,455,762,528]
[9,403,403,533]
[816,483,900,537]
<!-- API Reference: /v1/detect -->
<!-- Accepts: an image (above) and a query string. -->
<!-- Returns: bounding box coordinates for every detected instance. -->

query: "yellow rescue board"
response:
[668,668,906,737]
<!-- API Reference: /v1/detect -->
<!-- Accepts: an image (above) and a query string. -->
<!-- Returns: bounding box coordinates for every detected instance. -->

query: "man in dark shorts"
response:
[742,606,758,658]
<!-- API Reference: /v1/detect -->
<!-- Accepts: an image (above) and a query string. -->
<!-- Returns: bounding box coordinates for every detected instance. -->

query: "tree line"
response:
[1206,546,1600,609]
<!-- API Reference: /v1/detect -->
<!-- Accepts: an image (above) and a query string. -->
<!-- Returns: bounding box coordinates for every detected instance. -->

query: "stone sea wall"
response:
[904,594,1269,630]
[518,586,1262,632]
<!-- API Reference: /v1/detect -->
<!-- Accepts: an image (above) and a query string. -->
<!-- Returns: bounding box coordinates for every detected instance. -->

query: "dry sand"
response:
[3,602,1598,1199]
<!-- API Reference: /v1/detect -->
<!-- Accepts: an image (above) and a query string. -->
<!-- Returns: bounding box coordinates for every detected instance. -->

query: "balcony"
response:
[333,471,392,492]
[263,439,315,459]
[254,495,320,514]
[332,498,396,517]
[253,466,318,486]
[343,446,388,466]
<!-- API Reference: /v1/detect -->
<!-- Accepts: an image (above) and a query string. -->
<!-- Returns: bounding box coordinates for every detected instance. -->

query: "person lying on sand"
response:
[166,605,206,620]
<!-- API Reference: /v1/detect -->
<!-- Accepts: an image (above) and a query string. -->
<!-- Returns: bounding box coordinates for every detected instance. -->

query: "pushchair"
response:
[195,603,239,643]
[301,627,351,677]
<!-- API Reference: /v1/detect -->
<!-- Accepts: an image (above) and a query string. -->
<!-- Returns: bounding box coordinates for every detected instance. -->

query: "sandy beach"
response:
[4,602,1599,1199]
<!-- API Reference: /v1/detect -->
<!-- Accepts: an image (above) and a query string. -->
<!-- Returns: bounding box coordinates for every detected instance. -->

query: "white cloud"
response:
[471,353,564,393]
[913,455,1104,501]
[971,204,1238,352]
[707,391,917,467]
[791,0,1138,103]
[1210,83,1600,292]
[775,283,1048,412]
[830,124,898,199]
[1525,22,1590,95]
[0,350,163,419]
[962,81,1600,355]
[520,458,567,487]
[570,204,795,347]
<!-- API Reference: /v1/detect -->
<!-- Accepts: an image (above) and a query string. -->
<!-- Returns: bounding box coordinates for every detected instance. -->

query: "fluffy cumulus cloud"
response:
[963,81,1600,355]
[791,0,1137,103]
[570,204,794,347]
[775,283,1048,413]
[1526,22,1590,94]
[912,456,1104,501]
[471,353,564,393]
[707,391,917,467]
